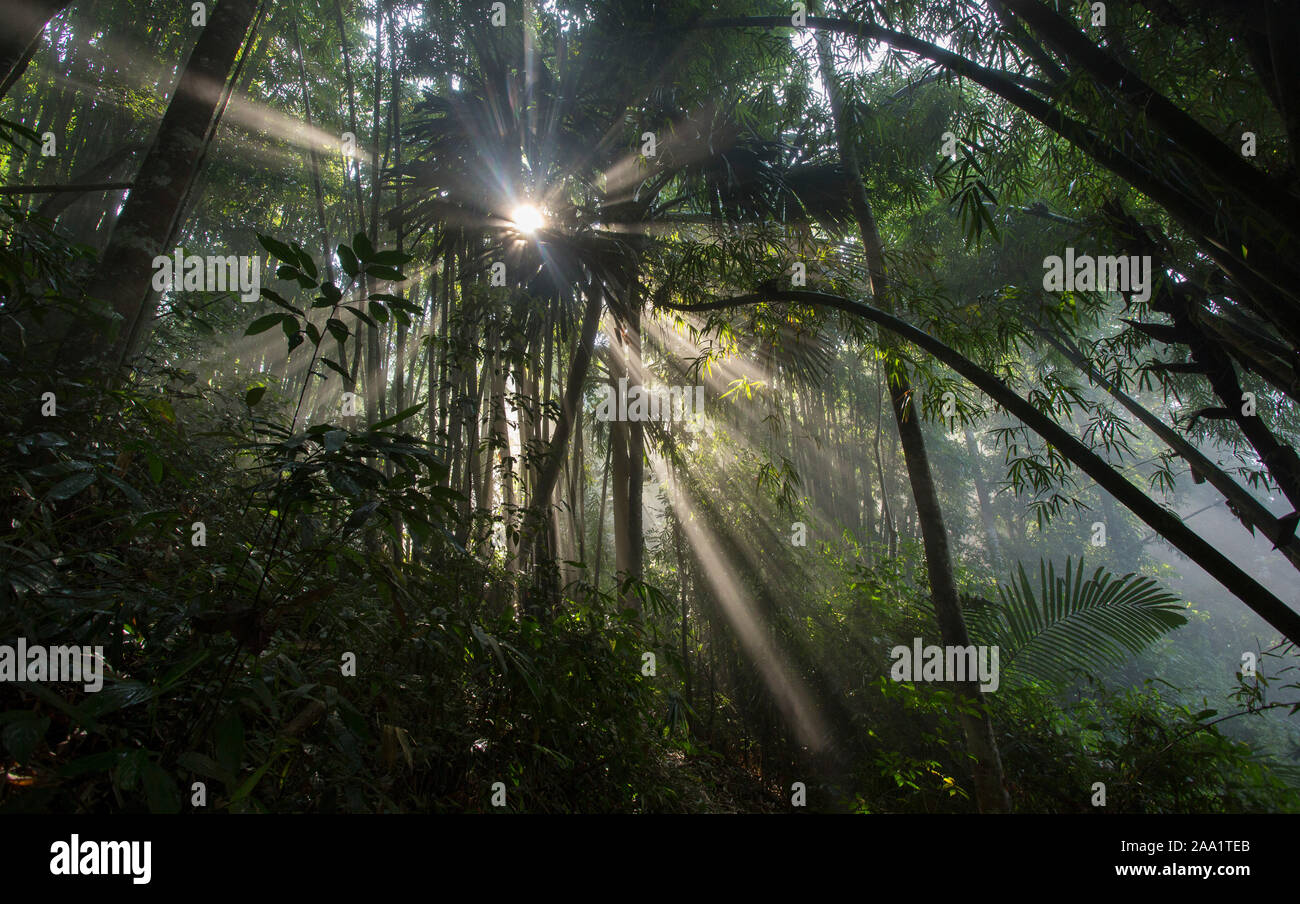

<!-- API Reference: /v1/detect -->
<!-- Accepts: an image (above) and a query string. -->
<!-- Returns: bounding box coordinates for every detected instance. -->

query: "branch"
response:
[687,14,1300,319]
[659,288,1300,645]
[0,181,131,194]
[1000,0,1300,233]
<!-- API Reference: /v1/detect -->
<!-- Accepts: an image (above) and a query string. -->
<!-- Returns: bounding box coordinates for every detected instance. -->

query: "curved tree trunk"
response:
[663,287,1300,649]
[524,276,604,599]
[814,28,1011,813]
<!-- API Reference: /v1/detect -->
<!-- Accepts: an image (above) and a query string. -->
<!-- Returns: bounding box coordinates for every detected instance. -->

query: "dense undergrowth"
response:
[1,356,1293,812]
[2,173,1298,815]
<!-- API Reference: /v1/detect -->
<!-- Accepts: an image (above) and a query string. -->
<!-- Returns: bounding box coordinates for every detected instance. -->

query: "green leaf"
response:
[60,749,126,778]
[326,318,349,344]
[177,751,234,785]
[245,385,267,407]
[114,749,146,792]
[370,250,414,266]
[257,234,298,265]
[157,650,210,693]
[146,451,164,485]
[327,467,362,497]
[102,472,144,505]
[84,680,155,718]
[293,243,318,280]
[965,558,1187,687]
[228,751,280,805]
[353,233,375,262]
[48,470,96,500]
[372,402,427,430]
[321,358,351,381]
[138,758,181,813]
[215,710,245,775]
[260,286,300,314]
[2,714,50,764]
[345,500,380,530]
[337,244,360,278]
[344,304,376,327]
[364,265,404,281]
[323,429,347,452]
[246,313,285,336]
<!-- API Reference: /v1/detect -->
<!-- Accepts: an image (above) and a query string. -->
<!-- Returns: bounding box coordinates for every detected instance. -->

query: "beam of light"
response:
[220,92,355,158]
[639,308,889,552]
[602,329,834,753]
[510,202,545,234]
[647,451,831,752]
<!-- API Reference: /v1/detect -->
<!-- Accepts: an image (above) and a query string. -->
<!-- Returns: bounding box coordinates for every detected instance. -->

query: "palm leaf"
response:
[965,557,1188,686]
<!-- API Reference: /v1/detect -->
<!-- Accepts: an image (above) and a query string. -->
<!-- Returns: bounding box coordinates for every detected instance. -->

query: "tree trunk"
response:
[0,0,71,102]
[965,428,1003,569]
[524,277,604,584]
[814,28,1011,813]
[78,0,260,367]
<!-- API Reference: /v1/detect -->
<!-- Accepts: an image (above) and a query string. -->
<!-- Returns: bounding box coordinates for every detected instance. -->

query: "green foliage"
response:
[967,558,1188,687]
[996,680,1300,813]
[4,0,1299,817]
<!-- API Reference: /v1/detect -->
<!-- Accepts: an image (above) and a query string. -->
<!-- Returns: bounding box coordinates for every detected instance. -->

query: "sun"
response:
[511,203,545,234]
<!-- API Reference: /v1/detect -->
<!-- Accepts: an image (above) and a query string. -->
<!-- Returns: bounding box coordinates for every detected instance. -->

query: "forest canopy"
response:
[2,0,1299,816]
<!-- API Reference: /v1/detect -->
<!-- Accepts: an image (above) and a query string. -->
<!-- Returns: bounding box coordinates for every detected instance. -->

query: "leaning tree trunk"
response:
[77,0,260,367]
[1040,330,1300,571]
[814,29,1012,813]
[0,0,71,101]
[663,285,1300,649]
[524,276,604,604]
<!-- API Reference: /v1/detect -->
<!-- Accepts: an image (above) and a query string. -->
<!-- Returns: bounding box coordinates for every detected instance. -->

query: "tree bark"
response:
[524,277,604,577]
[0,0,71,102]
[78,0,260,366]
[825,28,1011,811]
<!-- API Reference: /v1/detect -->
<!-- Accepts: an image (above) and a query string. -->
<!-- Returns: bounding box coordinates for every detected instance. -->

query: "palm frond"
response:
[965,557,1188,686]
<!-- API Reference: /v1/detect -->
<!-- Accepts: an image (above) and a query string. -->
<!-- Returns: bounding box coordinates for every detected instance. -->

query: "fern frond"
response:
[966,557,1187,686]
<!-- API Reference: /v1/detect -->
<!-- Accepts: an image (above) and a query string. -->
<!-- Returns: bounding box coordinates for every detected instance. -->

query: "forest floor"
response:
[662,749,787,813]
